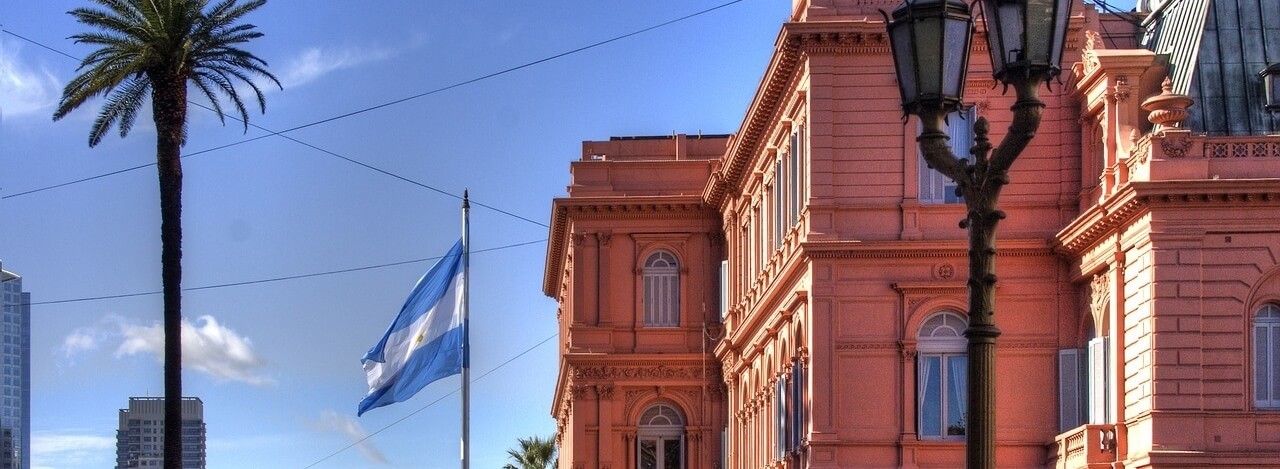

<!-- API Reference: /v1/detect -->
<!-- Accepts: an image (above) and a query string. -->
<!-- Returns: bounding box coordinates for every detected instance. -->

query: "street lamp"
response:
[1262,63,1280,112]
[885,1,1073,468]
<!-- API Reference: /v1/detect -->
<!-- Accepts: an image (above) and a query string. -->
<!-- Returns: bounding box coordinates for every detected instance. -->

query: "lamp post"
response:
[885,1,1073,468]
[1262,63,1280,112]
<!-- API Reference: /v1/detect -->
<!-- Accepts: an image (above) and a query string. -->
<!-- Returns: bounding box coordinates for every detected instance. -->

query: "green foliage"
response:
[53,0,280,146]
[503,434,557,469]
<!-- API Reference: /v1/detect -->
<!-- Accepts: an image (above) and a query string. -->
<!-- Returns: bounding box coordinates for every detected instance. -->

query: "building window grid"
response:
[642,251,680,327]
[917,312,968,440]
[918,107,974,204]
[1255,303,1280,408]
[637,404,685,469]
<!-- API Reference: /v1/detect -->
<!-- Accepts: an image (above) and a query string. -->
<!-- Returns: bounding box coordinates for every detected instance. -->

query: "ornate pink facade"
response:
[542,1,1280,468]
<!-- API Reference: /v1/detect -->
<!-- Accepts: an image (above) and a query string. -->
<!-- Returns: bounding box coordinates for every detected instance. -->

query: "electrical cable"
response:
[0,28,549,228]
[0,0,745,205]
[19,239,545,307]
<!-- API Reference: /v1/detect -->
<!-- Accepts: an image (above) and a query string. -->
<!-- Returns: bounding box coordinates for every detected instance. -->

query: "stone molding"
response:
[569,363,717,381]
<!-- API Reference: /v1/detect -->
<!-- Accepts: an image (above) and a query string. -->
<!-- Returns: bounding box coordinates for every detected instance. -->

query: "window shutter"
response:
[1088,337,1110,424]
[775,377,786,460]
[1058,348,1086,431]
[792,360,804,450]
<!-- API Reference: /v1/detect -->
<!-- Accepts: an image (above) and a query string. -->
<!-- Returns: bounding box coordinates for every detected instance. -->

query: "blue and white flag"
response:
[359,239,465,416]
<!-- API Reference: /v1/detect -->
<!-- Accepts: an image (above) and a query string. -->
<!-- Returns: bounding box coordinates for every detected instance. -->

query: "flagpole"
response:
[461,190,471,469]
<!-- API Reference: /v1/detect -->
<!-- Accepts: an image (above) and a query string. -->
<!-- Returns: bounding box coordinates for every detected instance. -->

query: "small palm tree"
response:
[503,434,557,469]
[53,1,277,468]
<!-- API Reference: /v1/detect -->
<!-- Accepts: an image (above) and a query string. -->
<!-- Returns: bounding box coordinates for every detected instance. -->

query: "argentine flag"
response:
[359,239,465,416]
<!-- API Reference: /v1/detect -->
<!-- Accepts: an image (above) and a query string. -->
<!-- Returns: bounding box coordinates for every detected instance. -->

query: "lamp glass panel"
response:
[943,17,970,97]
[1267,72,1280,109]
[998,2,1023,65]
[1052,0,1072,66]
[979,0,1005,73]
[891,22,918,100]
[1025,0,1055,63]
[915,16,944,97]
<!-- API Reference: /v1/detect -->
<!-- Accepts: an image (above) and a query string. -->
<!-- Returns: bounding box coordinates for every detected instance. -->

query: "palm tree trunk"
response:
[153,75,187,469]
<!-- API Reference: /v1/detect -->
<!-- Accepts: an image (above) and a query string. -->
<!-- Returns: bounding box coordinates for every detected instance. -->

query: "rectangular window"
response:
[919,354,967,438]
[790,360,805,451]
[789,131,800,228]
[773,159,784,250]
[918,107,975,204]
[774,376,787,460]
[1256,306,1280,408]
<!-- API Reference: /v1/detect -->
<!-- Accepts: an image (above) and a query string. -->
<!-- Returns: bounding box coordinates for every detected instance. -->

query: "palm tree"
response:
[52,1,277,467]
[502,434,557,469]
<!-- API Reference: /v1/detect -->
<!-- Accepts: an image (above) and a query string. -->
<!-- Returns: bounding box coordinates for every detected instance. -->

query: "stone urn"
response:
[1141,77,1194,127]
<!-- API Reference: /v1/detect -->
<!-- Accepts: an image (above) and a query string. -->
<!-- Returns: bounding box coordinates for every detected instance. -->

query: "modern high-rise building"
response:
[115,397,207,469]
[0,261,30,469]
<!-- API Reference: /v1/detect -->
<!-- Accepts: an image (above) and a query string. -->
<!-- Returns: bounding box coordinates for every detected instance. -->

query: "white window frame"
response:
[638,404,686,469]
[643,250,680,327]
[1255,303,1280,408]
[1087,336,1111,423]
[918,107,975,204]
[917,311,968,440]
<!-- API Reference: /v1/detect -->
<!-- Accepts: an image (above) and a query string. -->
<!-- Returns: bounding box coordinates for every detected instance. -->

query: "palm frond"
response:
[88,76,150,146]
[56,0,277,146]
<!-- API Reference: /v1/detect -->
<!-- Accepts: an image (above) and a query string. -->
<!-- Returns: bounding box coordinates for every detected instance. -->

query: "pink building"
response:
[542,0,1280,468]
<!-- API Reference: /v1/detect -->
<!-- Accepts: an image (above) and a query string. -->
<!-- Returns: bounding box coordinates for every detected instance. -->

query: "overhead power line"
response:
[301,332,558,469]
[0,0,746,209]
[1,26,548,228]
[20,239,545,307]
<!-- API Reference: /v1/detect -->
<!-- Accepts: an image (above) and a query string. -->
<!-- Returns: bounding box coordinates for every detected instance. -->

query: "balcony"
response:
[1125,131,1280,183]
[1047,424,1117,469]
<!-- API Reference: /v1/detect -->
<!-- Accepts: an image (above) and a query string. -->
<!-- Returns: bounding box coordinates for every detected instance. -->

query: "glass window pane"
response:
[1271,327,1280,404]
[1258,325,1270,403]
[920,356,942,436]
[663,438,682,469]
[947,355,967,436]
[640,440,657,469]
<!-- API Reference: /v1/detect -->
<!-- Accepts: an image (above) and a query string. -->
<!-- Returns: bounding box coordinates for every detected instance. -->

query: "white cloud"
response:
[277,45,394,89]
[115,315,275,386]
[313,410,390,465]
[58,329,99,357]
[0,43,62,118]
[32,432,115,469]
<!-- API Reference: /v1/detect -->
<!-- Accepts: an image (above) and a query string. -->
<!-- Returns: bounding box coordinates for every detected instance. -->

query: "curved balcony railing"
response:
[1047,423,1117,469]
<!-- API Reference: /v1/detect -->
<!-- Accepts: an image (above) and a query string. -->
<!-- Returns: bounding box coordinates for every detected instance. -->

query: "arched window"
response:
[643,250,680,326]
[638,404,685,469]
[1255,303,1280,408]
[917,311,967,439]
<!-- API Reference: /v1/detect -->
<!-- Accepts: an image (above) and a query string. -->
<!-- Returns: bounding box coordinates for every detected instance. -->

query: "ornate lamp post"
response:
[885,1,1073,468]
[1262,63,1280,112]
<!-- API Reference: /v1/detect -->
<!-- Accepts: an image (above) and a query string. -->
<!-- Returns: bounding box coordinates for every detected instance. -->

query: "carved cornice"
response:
[891,281,968,296]
[805,239,1053,259]
[543,196,716,296]
[569,364,718,381]
[1057,180,1280,256]
[706,20,887,208]
[834,341,897,351]
[1054,186,1145,256]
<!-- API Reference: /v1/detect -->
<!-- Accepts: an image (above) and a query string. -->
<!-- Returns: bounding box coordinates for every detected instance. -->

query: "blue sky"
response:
[0,0,1138,467]
[0,1,781,467]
